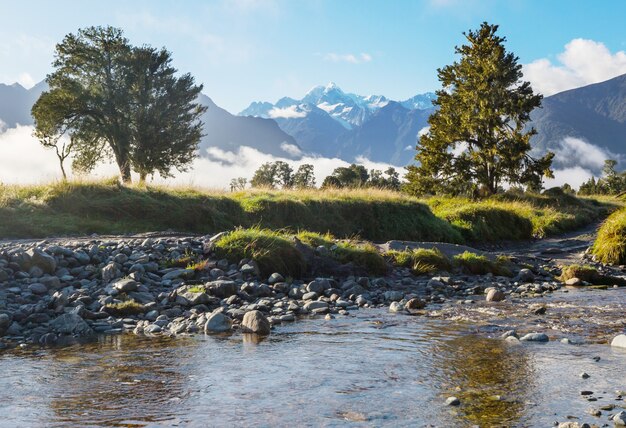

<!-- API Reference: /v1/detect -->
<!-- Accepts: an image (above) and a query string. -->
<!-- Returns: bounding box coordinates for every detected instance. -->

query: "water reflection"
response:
[431,334,536,427]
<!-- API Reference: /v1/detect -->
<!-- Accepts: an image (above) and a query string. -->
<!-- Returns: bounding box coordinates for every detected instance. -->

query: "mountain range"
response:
[1,75,626,172]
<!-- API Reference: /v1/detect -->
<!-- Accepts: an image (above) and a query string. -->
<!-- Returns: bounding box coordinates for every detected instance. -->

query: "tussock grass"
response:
[453,251,513,276]
[558,264,600,283]
[593,207,626,265]
[212,228,306,278]
[385,248,452,275]
[104,299,144,316]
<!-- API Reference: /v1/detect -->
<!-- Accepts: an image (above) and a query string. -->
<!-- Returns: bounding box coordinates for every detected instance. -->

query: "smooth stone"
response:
[389,301,404,313]
[49,313,92,335]
[28,283,48,295]
[519,333,549,342]
[303,301,329,312]
[445,396,460,406]
[405,298,426,310]
[611,334,626,349]
[268,273,284,285]
[486,289,505,302]
[614,411,626,426]
[112,278,139,293]
[241,310,271,335]
[204,312,232,333]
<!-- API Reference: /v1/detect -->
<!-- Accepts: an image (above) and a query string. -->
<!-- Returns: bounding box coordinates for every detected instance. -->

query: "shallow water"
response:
[2,289,626,427]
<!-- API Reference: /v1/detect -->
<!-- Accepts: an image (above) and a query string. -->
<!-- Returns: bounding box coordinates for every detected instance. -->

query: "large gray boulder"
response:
[50,313,92,336]
[26,248,57,274]
[241,310,271,335]
[204,312,232,333]
[205,280,239,298]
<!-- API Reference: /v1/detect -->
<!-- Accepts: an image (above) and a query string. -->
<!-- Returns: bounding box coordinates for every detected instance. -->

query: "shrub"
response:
[453,251,512,276]
[104,299,144,316]
[386,247,452,275]
[592,207,626,264]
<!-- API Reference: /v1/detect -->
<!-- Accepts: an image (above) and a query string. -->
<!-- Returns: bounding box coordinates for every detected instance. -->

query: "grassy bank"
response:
[0,180,615,243]
[592,206,626,264]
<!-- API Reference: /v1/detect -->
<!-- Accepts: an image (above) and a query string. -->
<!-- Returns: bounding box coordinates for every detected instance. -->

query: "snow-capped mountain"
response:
[239,82,420,129]
[400,92,437,110]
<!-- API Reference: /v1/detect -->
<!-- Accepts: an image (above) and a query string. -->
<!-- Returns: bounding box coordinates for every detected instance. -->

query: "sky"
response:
[2,0,626,113]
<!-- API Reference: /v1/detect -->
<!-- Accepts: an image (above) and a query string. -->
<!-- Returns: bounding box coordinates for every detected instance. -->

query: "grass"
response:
[0,180,615,245]
[385,247,452,275]
[592,207,626,265]
[104,299,144,316]
[558,264,600,283]
[186,285,207,293]
[453,251,513,276]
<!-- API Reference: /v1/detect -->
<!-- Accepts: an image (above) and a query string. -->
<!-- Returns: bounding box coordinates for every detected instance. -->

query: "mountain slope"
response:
[0,82,47,128]
[530,73,626,158]
[197,94,301,159]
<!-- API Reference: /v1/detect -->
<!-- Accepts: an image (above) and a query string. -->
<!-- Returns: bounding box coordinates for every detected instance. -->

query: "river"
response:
[1,287,626,427]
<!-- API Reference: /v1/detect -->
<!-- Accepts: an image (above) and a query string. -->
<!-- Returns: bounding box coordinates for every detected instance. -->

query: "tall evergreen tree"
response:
[405,22,553,196]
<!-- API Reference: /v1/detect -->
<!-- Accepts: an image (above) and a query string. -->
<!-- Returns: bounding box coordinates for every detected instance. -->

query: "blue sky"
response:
[2,0,626,113]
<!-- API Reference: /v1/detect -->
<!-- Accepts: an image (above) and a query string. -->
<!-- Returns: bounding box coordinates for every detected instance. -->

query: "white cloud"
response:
[544,166,595,190]
[0,125,401,189]
[524,39,626,96]
[323,53,373,64]
[280,143,302,157]
[16,73,35,89]
[268,105,307,119]
[553,137,619,171]
[417,126,430,137]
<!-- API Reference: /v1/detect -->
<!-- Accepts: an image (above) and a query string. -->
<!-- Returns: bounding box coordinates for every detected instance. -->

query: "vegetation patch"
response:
[558,264,600,283]
[592,207,626,265]
[385,248,452,275]
[453,251,513,276]
[212,228,306,278]
[104,299,144,316]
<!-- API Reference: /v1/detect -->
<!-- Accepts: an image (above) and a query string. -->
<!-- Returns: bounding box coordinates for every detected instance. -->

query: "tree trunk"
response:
[58,156,67,181]
[139,172,147,184]
[114,150,132,184]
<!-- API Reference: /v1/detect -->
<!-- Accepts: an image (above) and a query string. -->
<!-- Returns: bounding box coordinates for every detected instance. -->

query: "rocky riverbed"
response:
[2,231,626,426]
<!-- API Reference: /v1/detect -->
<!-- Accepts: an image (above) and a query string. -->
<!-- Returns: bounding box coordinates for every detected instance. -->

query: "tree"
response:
[322,164,369,188]
[230,177,247,191]
[293,164,316,188]
[273,161,294,188]
[32,26,205,183]
[369,167,401,190]
[405,23,553,196]
[250,162,277,188]
[125,46,206,182]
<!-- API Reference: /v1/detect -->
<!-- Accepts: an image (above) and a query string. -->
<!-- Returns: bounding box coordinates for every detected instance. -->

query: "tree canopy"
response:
[405,22,553,196]
[31,26,205,183]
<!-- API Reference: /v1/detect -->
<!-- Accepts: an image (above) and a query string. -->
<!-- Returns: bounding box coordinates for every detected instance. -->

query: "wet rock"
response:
[565,277,583,286]
[303,301,329,312]
[613,411,626,426]
[405,298,426,310]
[610,334,626,349]
[520,332,549,342]
[389,301,404,313]
[445,396,460,406]
[241,310,270,335]
[486,289,505,302]
[586,407,601,417]
[204,312,232,333]
[144,324,162,334]
[50,313,92,336]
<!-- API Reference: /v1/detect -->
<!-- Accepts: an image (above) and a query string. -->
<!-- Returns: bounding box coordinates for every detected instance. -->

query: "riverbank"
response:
[0,180,616,242]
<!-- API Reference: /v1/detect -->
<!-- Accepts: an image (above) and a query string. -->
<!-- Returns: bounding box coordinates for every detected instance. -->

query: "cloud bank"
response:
[268,105,307,119]
[524,39,626,96]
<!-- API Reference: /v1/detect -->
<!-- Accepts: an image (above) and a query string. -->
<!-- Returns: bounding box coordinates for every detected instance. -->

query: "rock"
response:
[267,273,284,284]
[28,283,48,295]
[389,301,404,313]
[613,411,626,426]
[384,290,403,302]
[486,289,505,302]
[445,396,460,406]
[0,313,10,334]
[565,277,583,286]
[611,334,626,349]
[26,248,57,274]
[302,291,318,301]
[204,312,232,333]
[586,407,601,417]
[144,324,162,334]
[205,280,239,298]
[240,263,259,275]
[303,301,329,312]
[307,280,329,294]
[515,268,535,283]
[241,310,271,335]
[162,269,194,281]
[405,298,426,310]
[50,313,92,336]
[580,372,590,379]
[520,332,549,342]
[112,278,139,293]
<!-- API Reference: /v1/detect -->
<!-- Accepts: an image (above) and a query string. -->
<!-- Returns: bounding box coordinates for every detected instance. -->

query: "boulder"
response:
[303,301,329,312]
[204,312,232,333]
[241,310,271,335]
[486,289,505,302]
[267,273,284,284]
[50,313,92,336]
[112,278,139,293]
[405,298,426,310]
[26,248,57,274]
[515,268,535,283]
[389,301,404,313]
[565,277,583,286]
[28,283,48,295]
[614,411,626,427]
[611,334,626,349]
[205,280,239,298]
[520,332,549,342]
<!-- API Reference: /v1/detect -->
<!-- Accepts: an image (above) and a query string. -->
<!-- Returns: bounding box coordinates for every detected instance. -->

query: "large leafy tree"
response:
[405,22,553,196]
[32,26,205,183]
